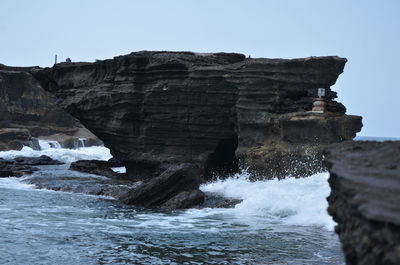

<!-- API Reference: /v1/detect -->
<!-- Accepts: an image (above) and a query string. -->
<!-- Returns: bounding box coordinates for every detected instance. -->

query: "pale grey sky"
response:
[1,0,399,137]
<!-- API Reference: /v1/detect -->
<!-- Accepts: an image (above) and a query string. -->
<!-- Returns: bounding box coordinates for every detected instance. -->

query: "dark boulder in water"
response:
[69,159,126,179]
[13,155,63,166]
[32,51,362,180]
[0,155,62,177]
[24,165,138,198]
[325,141,400,265]
[119,163,204,210]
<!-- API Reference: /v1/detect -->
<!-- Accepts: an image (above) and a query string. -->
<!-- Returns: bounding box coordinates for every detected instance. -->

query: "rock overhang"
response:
[26,51,361,179]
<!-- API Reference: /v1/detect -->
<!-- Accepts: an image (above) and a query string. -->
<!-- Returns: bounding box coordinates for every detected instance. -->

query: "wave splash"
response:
[0,144,334,230]
[200,170,335,231]
[0,145,112,164]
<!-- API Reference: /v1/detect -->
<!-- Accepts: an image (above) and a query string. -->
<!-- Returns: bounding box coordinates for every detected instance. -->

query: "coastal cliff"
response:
[31,51,362,179]
[325,141,400,265]
[0,65,101,150]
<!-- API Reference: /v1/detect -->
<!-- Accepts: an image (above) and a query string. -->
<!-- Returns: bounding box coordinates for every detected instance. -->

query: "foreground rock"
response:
[0,155,62,177]
[0,66,102,150]
[70,159,126,178]
[32,51,362,180]
[24,164,138,198]
[325,141,400,265]
[119,163,205,210]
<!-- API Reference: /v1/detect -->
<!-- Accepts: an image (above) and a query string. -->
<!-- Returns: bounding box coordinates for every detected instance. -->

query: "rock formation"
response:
[119,163,205,211]
[69,159,126,178]
[325,141,400,265]
[0,155,62,177]
[0,65,101,150]
[31,51,362,179]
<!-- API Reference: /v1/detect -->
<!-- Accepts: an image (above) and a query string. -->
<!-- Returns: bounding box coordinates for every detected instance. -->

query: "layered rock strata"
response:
[31,51,361,179]
[0,66,101,150]
[325,141,400,265]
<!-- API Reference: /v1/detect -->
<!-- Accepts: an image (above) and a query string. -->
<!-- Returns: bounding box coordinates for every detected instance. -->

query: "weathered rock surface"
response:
[0,66,102,150]
[238,111,362,179]
[325,141,400,265]
[0,128,39,151]
[119,163,204,210]
[0,155,62,177]
[69,159,126,178]
[32,51,362,179]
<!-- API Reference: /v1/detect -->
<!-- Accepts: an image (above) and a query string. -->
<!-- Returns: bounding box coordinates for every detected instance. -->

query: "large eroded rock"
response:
[119,163,204,210]
[31,51,361,179]
[325,141,400,265]
[0,66,101,150]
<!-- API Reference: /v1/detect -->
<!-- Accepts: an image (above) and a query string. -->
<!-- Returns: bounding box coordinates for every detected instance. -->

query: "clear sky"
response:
[1,0,399,137]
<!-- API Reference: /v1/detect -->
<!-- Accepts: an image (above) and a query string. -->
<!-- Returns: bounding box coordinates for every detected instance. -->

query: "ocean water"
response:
[0,144,344,265]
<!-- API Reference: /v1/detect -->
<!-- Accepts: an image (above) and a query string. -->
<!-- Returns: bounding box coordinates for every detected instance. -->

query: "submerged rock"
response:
[24,164,138,198]
[32,51,362,180]
[325,141,400,265]
[119,163,204,210]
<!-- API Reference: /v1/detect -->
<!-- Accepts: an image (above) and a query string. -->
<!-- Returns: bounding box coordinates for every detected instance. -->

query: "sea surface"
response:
[0,139,369,265]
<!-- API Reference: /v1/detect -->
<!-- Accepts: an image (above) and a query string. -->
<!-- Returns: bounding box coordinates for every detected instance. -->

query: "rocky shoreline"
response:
[1,51,363,211]
[325,141,400,265]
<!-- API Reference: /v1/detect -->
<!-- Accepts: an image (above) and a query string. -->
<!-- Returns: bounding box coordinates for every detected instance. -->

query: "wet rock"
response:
[13,155,63,166]
[107,157,123,167]
[160,190,205,211]
[69,160,126,178]
[119,163,203,210]
[24,165,138,198]
[0,155,62,177]
[324,141,400,265]
[33,51,361,180]
[0,165,37,177]
[237,112,362,179]
[202,193,242,208]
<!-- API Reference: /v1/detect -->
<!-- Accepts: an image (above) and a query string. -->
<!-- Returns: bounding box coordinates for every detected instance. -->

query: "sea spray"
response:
[0,145,343,264]
[200,170,335,231]
[0,146,112,164]
[0,145,334,230]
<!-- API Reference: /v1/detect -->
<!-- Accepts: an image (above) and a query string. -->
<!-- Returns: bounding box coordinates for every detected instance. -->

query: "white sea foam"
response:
[0,145,112,163]
[111,167,126,173]
[38,139,62,149]
[200,171,335,231]
[0,177,35,191]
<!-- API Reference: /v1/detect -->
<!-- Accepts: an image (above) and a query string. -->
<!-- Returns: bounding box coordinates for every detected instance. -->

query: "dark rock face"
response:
[69,159,126,179]
[0,128,38,151]
[32,51,361,179]
[119,163,204,210]
[0,67,101,150]
[238,112,362,179]
[325,141,400,265]
[0,155,62,177]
